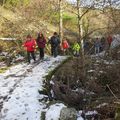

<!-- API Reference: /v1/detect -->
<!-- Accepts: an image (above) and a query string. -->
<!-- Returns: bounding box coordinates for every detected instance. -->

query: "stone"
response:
[60,107,77,120]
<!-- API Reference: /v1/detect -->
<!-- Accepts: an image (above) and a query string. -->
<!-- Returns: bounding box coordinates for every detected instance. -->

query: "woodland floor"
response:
[51,49,120,119]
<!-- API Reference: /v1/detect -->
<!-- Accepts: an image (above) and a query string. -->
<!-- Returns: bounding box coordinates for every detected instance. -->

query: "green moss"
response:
[0,56,6,62]
[63,13,77,23]
[41,111,46,120]
[47,100,66,107]
[63,14,73,21]
[115,105,120,120]
[0,67,9,73]
[38,88,48,96]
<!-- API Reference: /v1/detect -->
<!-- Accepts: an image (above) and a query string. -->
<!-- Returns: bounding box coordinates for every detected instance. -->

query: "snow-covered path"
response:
[0,56,66,120]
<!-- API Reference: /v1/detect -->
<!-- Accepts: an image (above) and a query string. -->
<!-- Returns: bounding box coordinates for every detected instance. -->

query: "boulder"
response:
[60,107,77,120]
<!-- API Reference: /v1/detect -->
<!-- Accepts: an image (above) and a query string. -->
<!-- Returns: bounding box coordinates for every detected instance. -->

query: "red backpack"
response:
[62,40,69,49]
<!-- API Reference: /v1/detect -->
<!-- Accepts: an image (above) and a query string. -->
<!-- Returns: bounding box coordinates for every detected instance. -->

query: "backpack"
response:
[51,36,60,47]
[63,41,69,49]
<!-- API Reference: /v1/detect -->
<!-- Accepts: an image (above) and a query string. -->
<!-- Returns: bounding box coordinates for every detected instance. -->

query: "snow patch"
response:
[0,56,67,120]
[45,103,66,120]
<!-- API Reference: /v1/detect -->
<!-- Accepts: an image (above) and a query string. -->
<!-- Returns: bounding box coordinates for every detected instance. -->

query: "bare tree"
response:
[76,0,84,54]
[59,0,63,42]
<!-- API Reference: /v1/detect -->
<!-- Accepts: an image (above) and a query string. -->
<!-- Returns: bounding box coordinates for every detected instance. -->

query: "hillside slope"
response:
[0,6,57,38]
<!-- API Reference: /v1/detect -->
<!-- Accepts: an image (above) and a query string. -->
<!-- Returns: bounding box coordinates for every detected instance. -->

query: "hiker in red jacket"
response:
[36,32,46,60]
[23,34,36,63]
[61,38,69,55]
[107,35,113,48]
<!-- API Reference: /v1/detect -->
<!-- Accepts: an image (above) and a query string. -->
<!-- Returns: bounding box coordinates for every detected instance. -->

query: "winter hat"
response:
[27,34,32,38]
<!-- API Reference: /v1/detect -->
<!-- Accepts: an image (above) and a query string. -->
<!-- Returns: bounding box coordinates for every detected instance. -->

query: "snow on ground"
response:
[77,111,84,120]
[0,62,6,68]
[45,103,66,120]
[0,56,66,120]
[111,34,120,48]
[77,117,84,120]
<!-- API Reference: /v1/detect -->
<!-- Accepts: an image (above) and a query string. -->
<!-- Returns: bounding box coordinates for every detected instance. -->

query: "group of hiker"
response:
[84,35,113,55]
[23,31,113,63]
[23,32,80,63]
[94,35,113,54]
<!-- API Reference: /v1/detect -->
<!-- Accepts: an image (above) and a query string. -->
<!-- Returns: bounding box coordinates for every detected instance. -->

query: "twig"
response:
[106,84,120,101]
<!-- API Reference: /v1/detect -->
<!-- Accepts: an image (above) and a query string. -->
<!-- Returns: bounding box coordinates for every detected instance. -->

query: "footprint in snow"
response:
[16,97,20,100]
[24,104,28,107]
[3,108,8,113]
[22,112,26,115]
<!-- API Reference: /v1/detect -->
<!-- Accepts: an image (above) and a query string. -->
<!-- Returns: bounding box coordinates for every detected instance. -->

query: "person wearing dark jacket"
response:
[49,32,60,57]
[36,32,46,60]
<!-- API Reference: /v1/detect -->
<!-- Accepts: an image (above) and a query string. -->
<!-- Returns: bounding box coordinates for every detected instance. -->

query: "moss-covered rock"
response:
[60,107,77,120]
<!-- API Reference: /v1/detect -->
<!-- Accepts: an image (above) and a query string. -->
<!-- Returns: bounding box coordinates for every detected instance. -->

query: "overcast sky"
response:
[67,0,94,5]
[67,0,120,8]
[68,0,76,3]
[67,0,93,7]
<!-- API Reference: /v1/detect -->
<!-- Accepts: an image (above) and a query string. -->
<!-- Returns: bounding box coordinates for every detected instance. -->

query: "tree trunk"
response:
[2,0,6,6]
[76,0,86,105]
[59,0,63,43]
[77,0,84,56]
